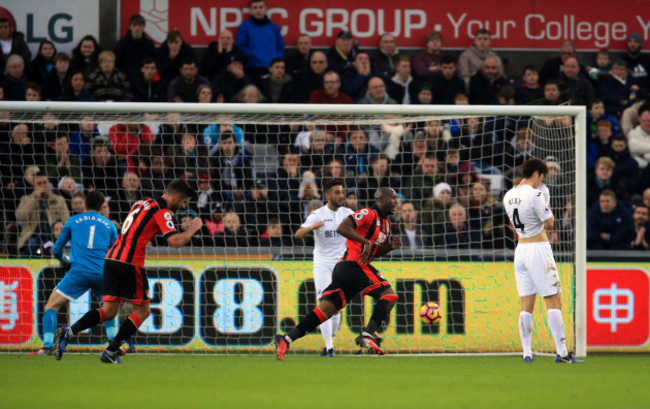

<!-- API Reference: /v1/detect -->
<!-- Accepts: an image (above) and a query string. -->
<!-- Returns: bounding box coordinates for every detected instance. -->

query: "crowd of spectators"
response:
[2,2,650,255]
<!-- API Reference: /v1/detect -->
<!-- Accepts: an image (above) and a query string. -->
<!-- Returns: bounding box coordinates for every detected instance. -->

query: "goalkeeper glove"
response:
[60,256,71,272]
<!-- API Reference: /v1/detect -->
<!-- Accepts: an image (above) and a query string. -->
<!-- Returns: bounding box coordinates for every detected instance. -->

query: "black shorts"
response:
[102,259,150,305]
[320,261,391,309]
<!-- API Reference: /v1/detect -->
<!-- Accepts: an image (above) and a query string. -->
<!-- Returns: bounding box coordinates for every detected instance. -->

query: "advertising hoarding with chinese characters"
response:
[1,259,649,352]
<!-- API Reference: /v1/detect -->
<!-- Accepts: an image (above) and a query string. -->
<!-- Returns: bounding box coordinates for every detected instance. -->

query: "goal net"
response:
[0,102,586,356]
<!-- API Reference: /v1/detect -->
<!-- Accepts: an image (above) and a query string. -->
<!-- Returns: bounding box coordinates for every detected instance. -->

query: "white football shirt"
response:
[503,184,553,239]
[302,205,353,268]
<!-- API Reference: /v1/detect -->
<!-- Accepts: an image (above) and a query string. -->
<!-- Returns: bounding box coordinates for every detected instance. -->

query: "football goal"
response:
[0,101,586,356]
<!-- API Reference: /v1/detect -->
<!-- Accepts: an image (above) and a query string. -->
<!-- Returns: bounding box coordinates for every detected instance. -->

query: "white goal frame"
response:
[0,101,587,357]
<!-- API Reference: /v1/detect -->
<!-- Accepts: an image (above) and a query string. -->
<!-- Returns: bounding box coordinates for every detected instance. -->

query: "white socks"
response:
[547,309,568,357]
[330,313,341,338]
[519,311,533,358]
[320,313,341,350]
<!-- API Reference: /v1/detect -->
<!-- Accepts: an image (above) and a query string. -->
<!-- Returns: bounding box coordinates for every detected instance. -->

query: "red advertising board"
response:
[0,267,33,344]
[587,268,650,347]
[121,0,650,50]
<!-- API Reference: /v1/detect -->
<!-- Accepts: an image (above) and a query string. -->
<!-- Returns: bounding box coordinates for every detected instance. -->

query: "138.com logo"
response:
[587,268,649,347]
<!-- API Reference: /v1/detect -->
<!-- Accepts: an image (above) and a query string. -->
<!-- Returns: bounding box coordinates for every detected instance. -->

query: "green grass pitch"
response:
[1,353,648,409]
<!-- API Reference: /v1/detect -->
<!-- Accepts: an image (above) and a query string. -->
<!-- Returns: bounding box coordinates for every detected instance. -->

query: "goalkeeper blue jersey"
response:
[53,211,118,276]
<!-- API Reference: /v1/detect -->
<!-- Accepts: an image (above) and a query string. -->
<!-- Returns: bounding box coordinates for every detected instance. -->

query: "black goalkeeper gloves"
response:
[60,256,71,272]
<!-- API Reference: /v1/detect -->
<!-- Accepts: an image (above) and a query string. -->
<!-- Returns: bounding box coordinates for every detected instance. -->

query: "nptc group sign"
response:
[121,0,650,50]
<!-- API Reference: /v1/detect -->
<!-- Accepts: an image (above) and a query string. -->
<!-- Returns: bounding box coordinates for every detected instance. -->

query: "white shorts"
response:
[313,264,336,298]
[514,242,562,297]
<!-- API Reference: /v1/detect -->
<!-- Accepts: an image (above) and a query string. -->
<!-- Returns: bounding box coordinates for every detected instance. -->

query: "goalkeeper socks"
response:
[103,317,118,342]
[43,309,57,349]
[518,311,533,357]
[107,313,141,353]
[288,307,329,342]
[547,309,569,357]
[70,308,106,335]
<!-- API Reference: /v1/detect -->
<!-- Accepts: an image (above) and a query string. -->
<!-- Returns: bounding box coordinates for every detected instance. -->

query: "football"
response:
[419,302,443,324]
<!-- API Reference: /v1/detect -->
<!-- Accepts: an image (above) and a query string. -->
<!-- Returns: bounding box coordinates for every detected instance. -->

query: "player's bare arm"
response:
[337,217,372,261]
[373,236,401,258]
[543,215,555,231]
[167,217,203,248]
[294,221,325,239]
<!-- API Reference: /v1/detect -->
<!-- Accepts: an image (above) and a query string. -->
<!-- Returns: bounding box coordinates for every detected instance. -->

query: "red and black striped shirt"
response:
[106,197,176,267]
[340,208,391,264]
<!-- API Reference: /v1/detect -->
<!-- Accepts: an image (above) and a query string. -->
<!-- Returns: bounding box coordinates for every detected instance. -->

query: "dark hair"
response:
[72,191,85,200]
[611,133,627,143]
[544,79,560,89]
[425,31,443,43]
[270,58,284,66]
[0,18,9,25]
[371,153,389,164]
[165,179,195,198]
[27,82,41,94]
[221,132,235,142]
[522,65,537,75]
[85,190,105,212]
[141,57,156,67]
[38,40,57,55]
[612,59,627,68]
[72,35,101,60]
[129,14,146,26]
[53,52,71,64]
[588,98,603,109]
[393,54,410,65]
[637,103,650,117]
[600,189,616,200]
[323,178,345,193]
[440,54,456,65]
[521,158,548,178]
[498,85,515,100]
[180,57,196,67]
[474,28,491,37]
[166,30,182,43]
[91,137,110,151]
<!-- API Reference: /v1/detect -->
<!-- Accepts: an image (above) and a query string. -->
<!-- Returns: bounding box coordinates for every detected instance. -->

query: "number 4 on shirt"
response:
[512,208,525,232]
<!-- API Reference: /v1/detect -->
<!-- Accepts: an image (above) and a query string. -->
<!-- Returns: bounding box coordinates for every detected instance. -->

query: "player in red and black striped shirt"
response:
[275,187,401,360]
[55,180,203,364]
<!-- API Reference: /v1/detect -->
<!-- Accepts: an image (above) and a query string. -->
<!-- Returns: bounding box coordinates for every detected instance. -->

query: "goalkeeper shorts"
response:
[55,271,103,301]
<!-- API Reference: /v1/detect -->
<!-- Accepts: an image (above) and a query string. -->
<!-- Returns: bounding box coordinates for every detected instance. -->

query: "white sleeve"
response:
[538,184,550,205]
[301,212,321,228]
[533,192,553,222]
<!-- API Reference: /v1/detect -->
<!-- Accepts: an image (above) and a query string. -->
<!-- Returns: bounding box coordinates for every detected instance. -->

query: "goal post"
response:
[0,101,586,356]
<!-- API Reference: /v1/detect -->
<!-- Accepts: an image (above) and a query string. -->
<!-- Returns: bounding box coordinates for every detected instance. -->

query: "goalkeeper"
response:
[32,191,118,355]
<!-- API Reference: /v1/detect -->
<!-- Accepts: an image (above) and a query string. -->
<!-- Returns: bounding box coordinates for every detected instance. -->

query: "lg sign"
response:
[587,268,650,347]
[0,2,99,55]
